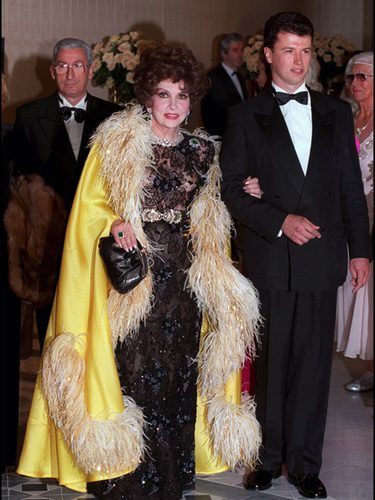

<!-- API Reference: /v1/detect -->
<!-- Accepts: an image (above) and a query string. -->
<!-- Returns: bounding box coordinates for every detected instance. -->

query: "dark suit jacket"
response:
[13,92,121,210]
[220,87,371,291]
[201,64,247,137]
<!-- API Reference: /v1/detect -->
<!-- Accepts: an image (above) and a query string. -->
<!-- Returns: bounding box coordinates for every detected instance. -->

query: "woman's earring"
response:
[184,112,190,126]
[146,107,152,123]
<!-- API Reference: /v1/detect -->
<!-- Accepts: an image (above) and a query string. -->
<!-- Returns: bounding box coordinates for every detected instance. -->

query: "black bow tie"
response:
[274,91,308,106]
[60,106,86,123]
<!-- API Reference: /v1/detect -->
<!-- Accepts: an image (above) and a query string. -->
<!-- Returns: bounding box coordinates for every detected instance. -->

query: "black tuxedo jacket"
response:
[13,92,121,209]
[220,87,370,291]
[201,64,247,137]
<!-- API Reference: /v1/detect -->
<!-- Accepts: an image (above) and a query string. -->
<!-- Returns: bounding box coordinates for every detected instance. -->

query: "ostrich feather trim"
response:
[206,392,261,469]
[91,105,154,346]
[187,131,262,398]
[41,333,146,475]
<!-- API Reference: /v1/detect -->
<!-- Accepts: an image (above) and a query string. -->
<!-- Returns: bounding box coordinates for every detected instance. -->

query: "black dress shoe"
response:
[288,473,327,498]
[243,467,281,490]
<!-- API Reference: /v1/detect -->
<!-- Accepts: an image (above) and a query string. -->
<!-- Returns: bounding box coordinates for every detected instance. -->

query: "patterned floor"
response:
[1,334,373,500]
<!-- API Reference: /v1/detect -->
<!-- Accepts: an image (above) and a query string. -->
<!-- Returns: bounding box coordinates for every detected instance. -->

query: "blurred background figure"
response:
[247,51,272,97]
[336,51,373,392]
[305,53,324,92]
[1,71,21,472]
[254,54,272,92]
[201,32,247,137]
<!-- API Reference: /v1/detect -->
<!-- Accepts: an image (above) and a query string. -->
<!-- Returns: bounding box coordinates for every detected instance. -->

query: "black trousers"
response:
[255,288,337,476]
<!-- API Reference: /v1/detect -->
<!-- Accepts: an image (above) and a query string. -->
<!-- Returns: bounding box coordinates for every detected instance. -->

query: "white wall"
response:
[302,0,372,52]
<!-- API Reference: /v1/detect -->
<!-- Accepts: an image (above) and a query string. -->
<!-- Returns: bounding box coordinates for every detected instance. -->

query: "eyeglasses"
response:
[345,73,373,84]
[53,61,89,75]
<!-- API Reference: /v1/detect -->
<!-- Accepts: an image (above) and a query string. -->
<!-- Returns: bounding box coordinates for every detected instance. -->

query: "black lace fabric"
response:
[88,135,215,499]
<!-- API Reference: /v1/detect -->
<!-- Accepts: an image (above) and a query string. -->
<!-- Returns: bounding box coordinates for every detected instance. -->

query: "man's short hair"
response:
[263,11,314,50]
[219,33,243,55]
[52,37,93,65]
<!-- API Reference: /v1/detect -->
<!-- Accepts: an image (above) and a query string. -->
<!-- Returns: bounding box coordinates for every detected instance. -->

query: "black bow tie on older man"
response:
[274,90,308,106]
[60,106,87,123]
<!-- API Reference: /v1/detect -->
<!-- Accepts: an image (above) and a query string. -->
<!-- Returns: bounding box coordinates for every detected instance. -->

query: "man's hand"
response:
[349,258,370,293]
[281,214,321,245]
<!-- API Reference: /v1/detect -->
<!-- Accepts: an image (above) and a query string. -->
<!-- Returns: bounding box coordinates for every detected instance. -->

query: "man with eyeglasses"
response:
[10,38,121,351]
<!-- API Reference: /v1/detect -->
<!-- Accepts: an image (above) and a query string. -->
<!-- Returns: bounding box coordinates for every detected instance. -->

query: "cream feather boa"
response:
[42,104,262,476]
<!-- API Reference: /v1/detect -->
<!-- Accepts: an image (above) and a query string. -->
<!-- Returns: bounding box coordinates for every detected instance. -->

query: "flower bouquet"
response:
[243,33,264,80]
[313,33,356,89]
[91,31,154,104]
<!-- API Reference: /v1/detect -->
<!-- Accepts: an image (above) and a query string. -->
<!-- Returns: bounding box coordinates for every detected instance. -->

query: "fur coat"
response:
[4,174,66,305]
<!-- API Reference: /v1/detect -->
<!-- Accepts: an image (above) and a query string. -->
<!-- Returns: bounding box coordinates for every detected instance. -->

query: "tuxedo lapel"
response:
[78,94,97,166]
[218,65,244,102]
[301,94,336,206]
[254,92,305,195]
[37,94,77,177]
[37,95,66,149]
[239,73,248,99]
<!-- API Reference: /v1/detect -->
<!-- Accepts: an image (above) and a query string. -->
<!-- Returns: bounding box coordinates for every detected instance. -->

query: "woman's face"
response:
[348,63,373,105]
[150,79,190,135]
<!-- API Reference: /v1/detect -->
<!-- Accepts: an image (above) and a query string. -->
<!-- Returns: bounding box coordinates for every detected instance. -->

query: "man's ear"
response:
[87,65,94,81]
[264,47,272,65]
[50,65,56,80]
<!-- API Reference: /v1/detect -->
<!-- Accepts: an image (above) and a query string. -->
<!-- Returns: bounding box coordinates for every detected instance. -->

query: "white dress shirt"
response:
[58,93,87,160]
[273,82,312,175]
[222,62,245,101]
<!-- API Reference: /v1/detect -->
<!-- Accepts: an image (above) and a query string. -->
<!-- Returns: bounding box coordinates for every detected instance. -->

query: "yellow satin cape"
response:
[16,145,242,493]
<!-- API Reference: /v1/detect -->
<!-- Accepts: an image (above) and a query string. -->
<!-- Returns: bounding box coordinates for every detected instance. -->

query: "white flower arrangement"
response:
[243,33,264,79]
[91,31,154,103]
[313,33,356,81]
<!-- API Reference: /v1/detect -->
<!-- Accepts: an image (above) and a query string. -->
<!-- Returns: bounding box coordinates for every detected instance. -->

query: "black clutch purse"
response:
[99,235,148,294]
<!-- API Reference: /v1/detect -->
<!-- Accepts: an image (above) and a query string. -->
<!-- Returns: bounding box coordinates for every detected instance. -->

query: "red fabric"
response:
[241,352,256,395]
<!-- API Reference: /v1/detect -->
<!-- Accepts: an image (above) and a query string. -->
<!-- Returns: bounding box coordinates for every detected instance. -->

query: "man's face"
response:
[264,31,312,92]
[50,48,93,105]
[222,41,244,70]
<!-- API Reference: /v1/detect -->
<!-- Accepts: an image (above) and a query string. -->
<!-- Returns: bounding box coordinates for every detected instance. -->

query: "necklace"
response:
[355,113,373,136]
[150,131,183,147]
[356,122,370,135]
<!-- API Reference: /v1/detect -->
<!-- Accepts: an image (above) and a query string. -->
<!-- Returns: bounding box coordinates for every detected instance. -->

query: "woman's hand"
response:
[110,219,137,251]
[243,176,263,198]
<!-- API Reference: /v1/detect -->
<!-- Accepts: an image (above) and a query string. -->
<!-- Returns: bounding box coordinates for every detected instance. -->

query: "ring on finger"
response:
[117,231,124,238]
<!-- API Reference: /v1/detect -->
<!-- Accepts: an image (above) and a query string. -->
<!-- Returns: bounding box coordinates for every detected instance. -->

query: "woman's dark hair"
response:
[134,44,209,107]
[263,11,314,50]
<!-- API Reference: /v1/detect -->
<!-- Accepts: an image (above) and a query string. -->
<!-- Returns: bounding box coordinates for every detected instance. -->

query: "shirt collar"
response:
[58,93,88,110]
[272,82,308,94]
[221,62,238,77]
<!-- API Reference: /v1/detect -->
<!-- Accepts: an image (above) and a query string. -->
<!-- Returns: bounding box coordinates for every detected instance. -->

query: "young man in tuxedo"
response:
[11,38,121,349]
[201,32,247,137]
[220,12,370,499]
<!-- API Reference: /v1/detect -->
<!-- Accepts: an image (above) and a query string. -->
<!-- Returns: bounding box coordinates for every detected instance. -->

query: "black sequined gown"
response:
[88,135,214,499]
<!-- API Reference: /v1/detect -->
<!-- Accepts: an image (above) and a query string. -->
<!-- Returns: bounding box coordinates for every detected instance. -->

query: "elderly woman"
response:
[336,51,373,392]
[17,45,262,499]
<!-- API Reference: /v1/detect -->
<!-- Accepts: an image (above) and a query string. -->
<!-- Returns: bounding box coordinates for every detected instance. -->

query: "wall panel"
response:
[2,0,371,124]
